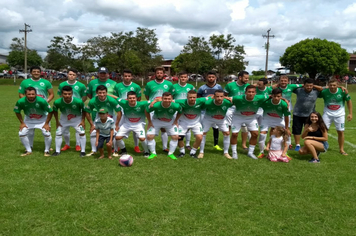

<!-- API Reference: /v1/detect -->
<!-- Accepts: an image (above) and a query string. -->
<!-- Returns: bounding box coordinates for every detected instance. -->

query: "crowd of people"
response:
[14,65,353,163]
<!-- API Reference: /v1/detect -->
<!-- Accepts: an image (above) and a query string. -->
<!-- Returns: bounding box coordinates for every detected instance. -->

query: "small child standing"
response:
[95,108,115,159]
[266,126,289,162]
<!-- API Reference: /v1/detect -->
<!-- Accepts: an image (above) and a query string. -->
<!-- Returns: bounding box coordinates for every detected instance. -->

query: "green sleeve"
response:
[18,81,25,94]
[86,82,93,96]
[53,100,59,112]
[117,98,128,107]
[14,100,22,113]
[57,84,63,96]
[344,92,351,101]
[144,83,150,96]
[42,100,53,113]
[45,80,53,89]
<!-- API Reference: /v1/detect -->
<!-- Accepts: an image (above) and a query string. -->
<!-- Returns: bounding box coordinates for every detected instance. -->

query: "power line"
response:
[19,23,32,74]
[262,29,274,77]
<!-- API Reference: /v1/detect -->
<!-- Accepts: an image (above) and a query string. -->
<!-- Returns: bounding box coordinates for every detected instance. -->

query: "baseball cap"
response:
[98,107,108,114]
[98,67,108,73]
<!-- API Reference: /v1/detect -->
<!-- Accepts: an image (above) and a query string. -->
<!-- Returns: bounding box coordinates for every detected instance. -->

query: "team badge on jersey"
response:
[74,86,79,90]
[130,87,134,91]
[164,85,168,89]
[35,103,39,108]
[136,107,141,112]
[72,105,77,109]
[169,109,173,113]
[106,83,111,88]
[40,82,45,86]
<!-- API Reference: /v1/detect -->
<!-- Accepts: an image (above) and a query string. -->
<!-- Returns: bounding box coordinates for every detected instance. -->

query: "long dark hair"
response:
[306,112,328,132]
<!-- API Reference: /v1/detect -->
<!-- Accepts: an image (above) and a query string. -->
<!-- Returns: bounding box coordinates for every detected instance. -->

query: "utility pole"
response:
[262,29,274,78]
[19,23,32,77]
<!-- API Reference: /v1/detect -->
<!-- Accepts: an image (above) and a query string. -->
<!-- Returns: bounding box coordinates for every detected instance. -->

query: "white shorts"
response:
[56,124,85,136]
[19,121,51,137]
[260,116,285,132]
[202,117,229,133]
[116,123,146,138]
[225,106,235,126]
[323,114,345,131]
[147,121,179,136]
[231,115,259,133]
[179,122,203,136]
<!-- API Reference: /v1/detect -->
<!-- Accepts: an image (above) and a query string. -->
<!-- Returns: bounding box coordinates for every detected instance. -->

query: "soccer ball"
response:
[119,154,134,167]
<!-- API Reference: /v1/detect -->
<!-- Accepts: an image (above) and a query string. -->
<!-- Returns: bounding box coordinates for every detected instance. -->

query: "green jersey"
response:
[204,98,232,120]
[57,81,87,99]
[319,88,351,117]
[224,82,250,96]
[18,78,53,99]
[86,78,117,97]
[53,97,88,123]
[14,96,53,122]
[114,82,142,99]
[232,95,269,116]
[279,84,302,110]
[261,99,290,119]
[144,80,173,101]
[256,86,272,96]
[117,99,149,124]
[147,102,182,123]
[175,98,207,124]
[172,83,195,100]
[87,96,121,120]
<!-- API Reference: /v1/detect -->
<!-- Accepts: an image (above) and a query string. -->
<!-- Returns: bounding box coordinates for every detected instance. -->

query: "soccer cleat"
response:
[143,152,150,158]
[44,152,51,157]
[163,148,169,153]
[224,153,233,159]
[286,153,292,160]
[213,145,223,151]
[75,145,81,152]
[61,144,70,151]
[148,153,157,160]
[168,154,177,160]
[257,153,265,159]
[309,158,320,163]
[185,146,192,151]
[134,146,141,153]
[51,152,60,156]
[178,153,185,158]
[190,153,197,158]
[20,151,32,157]
[232,152,238,159]
[288,145,293,150]
[113,151,119,157]
[294,145,300,151]
[197,153,204,159]
[248,153,258,160]
[86,151,96,156]
[80,152,86,157]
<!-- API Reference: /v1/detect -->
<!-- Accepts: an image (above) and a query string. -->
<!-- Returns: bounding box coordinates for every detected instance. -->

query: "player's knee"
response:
[178,135,185,141]
[223,132,229,136]
[139,137,145,142]
[147,135,154,140]
[79,133,85,137]
[195,135,203,141]
[171,135,179,140]
[250,132,258,138]
[231,132,238,137]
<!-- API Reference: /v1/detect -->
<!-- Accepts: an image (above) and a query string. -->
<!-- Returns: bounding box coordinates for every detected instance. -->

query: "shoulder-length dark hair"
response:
[306,112,328,133]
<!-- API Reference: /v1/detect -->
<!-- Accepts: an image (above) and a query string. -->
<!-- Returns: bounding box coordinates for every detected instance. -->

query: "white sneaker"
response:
[248,153,258,160]
[232,152,238,159]
[113,151,119,157]
[86,151,96,156]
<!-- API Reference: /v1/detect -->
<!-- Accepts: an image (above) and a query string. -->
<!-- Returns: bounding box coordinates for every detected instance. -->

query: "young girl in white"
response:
[266,126,289,162]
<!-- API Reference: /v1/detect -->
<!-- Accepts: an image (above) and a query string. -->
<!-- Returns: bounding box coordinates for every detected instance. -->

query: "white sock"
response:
[55,135,62,153]
[179,147,185,154]
[247,132,251,140]
[90,135,96,152]
[114,138,119,152]
[258,133,267,153]
[223,135,230,154]
[186,131,191,146]
[190,148,197,155]
[133,132,139,147]
[168,140,178,155]
[63,132,70,146]
[200,135,206,153]
[248,145,256,155]
[231,144,237,154]
[117,139,125,149]
[76,132,80,146]
[141,140,149,153]
[147,139,156,154]
[161,132,168,150]
[20,136,32,152]
[44,135,52,152]
[79,135,86,152]
[28,129,35,147]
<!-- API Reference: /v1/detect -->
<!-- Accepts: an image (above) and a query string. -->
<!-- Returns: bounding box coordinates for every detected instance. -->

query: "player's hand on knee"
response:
[42,124,50,131]
[19,123,27,131]
[90,125,95,133]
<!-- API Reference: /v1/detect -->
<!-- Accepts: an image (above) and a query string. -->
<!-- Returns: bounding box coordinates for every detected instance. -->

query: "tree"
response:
[252,69,265,76]
[7,37,43,69]
[280,38,350,79]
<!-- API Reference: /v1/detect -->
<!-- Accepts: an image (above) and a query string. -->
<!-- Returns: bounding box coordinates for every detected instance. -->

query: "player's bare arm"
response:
[85,113,95,133]
[347,99,353,121]
[19,93,24,98]
[53,111,61,128]
[173,113,182,127]
[145,110,154,129]
[80,111,86,129]
[312,84,324,92]
[47,88,54,102]
[95,129,100,147]
[107,94,118,99]
[115,111,122,131]
[43,112,53,131]
[15,113,27,130]
[284,116,291,136]
[150,97,162,108]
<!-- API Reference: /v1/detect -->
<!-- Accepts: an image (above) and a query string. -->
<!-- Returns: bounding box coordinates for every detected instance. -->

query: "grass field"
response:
[1,80,356,235]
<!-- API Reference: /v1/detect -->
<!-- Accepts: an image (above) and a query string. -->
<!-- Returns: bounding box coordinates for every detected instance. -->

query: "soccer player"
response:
[57,68,87,152]
[172,71,196,150]
[86,67,117,99]
[197,71,224,151]
[175,90,206,158]
[52,86,88,157]
[18,66,54,149]
[115,91,150,157]
[224,71,250,150]
[144,67,173,152]
[255,78,272,126]
[95,108,115,159]
[258,88,291,158]
[228,85,269,159]
[145,92,182,160]
[318,79,352,155]
[112,69,142,153]
[14,87,53,156]
[199,90,232,159]
[86,85,122,156]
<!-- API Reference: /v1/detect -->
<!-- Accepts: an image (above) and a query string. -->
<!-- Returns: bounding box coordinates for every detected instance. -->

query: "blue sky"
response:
[0,0,355,73]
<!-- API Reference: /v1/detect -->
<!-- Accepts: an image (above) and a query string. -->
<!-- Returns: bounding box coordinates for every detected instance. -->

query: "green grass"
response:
[1,83,356,235]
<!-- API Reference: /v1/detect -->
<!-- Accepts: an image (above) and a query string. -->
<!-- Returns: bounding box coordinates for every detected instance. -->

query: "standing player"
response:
[318,79,352,155]
[14,87,53,156]
[199,90,233,159]
[145,92,182,160]
[57,68,87,152]
[229,85,269,159]
[197,71,224,151]
[175,90,206,158]
[115,91,150,157]
[144,67,173,153]
[86,85,122,156]
[18,66,54,149]
[172,71,196,150]
[255,78,272,126]
[86,67,117,99]
[51,86,88,157]
[258,88,291,158]
[112,69,142,153]
[224,71,250,150]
